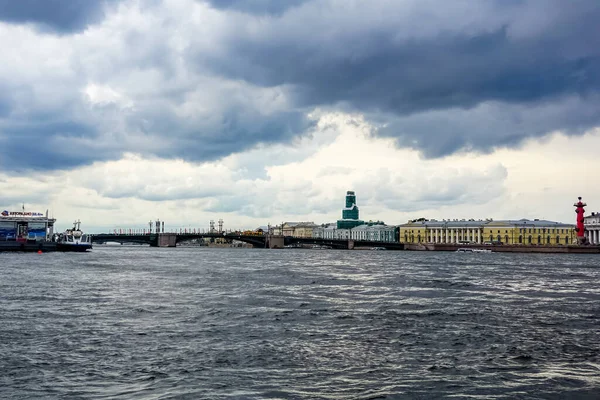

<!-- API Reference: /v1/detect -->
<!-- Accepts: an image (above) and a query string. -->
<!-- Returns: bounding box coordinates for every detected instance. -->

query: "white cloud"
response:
[3,113,596,232]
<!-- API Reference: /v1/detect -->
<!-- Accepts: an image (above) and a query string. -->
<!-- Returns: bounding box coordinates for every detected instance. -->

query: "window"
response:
[497,235,502,243]
[547,235,550,244]
[528,235,532,244]
[505,235,509,243]
[565,236,569,244]
[538,235,541,244]
[556,236,560,244]
[519,235,523,244]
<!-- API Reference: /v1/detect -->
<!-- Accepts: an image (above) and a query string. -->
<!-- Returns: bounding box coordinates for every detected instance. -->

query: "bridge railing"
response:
[95,229,258,236]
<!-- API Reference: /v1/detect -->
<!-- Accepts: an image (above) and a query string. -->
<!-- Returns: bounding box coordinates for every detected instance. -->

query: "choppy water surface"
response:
[1,247,599,399]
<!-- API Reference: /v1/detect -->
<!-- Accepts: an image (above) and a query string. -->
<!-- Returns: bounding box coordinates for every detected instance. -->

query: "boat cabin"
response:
[0,210,55,242]
[57,220,92,245]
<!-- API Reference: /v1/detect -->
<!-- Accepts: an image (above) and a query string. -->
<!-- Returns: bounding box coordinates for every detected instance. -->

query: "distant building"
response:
[337,191,364,229]
[312,221,397,243]
[312,223,333,239]
[270,221,318,237]
[293,222,319,238]
[350,222,398,242]
[399,218,575,245]
[310,192,396,242]
[282,222,300,236]
[584,212,600,244]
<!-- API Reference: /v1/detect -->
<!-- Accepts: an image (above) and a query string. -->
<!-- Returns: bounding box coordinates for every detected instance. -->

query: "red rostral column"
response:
[574,196,587,244]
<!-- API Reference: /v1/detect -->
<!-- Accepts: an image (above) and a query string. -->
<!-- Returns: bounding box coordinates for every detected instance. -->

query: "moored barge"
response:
[0,209,91,252]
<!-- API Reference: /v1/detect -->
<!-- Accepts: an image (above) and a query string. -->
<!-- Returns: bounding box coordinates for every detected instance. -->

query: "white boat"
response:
[55,220,92,252]
[456,248,492,253]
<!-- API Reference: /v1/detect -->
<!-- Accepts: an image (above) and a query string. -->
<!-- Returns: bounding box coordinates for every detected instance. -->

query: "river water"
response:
[1,247,599,399]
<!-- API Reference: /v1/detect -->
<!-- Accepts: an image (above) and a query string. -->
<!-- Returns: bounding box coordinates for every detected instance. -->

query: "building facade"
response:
[350,223,398,242]
[269,222,319,237]
[399,218,575,245]
[312,222,397,243]
[584,212,600,244]
[293,222,319,238]
[337,191,364,229]
[311,191,397,243]
[0,209,55,242]
[282,222,299,237]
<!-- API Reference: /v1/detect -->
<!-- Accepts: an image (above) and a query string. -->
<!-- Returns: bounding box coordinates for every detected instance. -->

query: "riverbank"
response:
[405,243,600,253]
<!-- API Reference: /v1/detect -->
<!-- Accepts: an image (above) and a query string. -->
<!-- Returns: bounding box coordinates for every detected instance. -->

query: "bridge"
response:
[91,232,404,250]
[91,232,265,248]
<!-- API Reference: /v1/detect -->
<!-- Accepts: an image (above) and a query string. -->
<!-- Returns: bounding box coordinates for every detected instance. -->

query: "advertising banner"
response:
[0,221,16,240]
[1,210,45,218]
[27,222,47,240]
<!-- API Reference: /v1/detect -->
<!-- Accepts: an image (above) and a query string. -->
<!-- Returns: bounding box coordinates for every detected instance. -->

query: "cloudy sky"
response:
[0,0,599,232]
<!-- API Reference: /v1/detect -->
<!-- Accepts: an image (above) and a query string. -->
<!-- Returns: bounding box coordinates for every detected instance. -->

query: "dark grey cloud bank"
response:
[204,0,309,15]
[0,0,119,32]
[196,0,600,157]
[0,0,599,172]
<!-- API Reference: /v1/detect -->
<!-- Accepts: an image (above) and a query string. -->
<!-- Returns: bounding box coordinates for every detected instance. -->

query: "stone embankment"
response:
[405,243,600,253]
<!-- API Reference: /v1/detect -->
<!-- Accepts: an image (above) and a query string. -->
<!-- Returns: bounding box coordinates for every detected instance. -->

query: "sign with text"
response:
[1,210,45,218]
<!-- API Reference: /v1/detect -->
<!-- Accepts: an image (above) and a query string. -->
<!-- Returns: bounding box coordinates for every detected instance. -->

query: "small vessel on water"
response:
[55,220,92,252]
[0,208,92,252]
[456,248,492,253]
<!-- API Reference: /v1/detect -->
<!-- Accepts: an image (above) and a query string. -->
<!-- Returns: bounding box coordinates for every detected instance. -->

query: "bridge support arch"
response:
[150,233,177,247]
[266,234,284,249]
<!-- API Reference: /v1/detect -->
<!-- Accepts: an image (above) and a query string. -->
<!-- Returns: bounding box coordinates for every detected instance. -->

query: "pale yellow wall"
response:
[513,226,575,245]
[483,225,514,244]
[283,223,317,238]
[294,226,315,238]
[399,226,427,243]
[400,223,575,245]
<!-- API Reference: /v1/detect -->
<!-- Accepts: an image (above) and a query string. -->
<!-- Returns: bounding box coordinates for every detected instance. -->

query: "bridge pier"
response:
[151,233,177,247]
[266,234,284,249]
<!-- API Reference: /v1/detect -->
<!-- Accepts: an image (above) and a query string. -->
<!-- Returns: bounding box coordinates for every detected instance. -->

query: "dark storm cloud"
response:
[193,0,600,156]
[0,120,106,171]
[1,0,599,173]
[122,99,314,162]
[378,96,600,158]
[0,0,118,32]
[203,0,309,15]
[0,97,312,172]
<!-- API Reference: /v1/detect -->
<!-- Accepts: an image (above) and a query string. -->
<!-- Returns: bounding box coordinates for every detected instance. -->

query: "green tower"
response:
[337,191,364,229]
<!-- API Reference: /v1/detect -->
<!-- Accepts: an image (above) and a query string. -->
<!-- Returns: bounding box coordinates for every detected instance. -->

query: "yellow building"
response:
[280,222,318,238]
[399,218,575,245]
[293,222,319,238]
